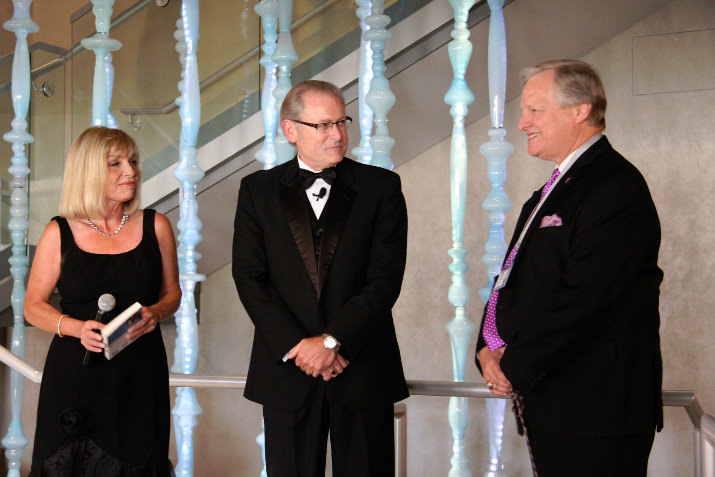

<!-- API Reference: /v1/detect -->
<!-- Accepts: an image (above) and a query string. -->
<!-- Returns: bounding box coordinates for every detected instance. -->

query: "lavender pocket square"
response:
[540,214,563,228]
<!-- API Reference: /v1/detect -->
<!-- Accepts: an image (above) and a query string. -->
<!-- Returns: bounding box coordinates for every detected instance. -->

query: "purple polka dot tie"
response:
[482,168,561,350]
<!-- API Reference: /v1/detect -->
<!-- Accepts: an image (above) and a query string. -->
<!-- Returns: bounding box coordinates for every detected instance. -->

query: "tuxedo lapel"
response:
[279,160,320,294]
[316,161,355,296]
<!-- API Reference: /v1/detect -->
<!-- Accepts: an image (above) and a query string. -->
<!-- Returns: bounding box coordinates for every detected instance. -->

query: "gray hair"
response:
[280,80,345,123]
[520,59,607,130]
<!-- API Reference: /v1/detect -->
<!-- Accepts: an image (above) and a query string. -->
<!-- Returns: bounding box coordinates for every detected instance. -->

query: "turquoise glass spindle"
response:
[253,3,280,471]
[171,2,204,476]
[80,0,121,126]
[479,1,512,475]
[364,0,394,170]
[444,0,477,475]
[255,0,279,170]
[352,0,374,165]
[1,1,36,475]
[272,0,297,164]
[105,51,118,129]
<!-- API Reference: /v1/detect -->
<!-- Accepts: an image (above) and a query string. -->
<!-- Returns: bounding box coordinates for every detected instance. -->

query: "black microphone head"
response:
[313,187,327,200]
[98,293,116,313]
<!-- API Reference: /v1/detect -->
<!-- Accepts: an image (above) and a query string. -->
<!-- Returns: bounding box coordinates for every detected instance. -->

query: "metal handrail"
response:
[0,344,705,418]
[702,415,715,476]
[1,344,712,476]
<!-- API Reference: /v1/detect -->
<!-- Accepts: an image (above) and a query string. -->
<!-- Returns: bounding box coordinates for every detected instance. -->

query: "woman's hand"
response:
[127,306,158,340]
[80,320,105,352]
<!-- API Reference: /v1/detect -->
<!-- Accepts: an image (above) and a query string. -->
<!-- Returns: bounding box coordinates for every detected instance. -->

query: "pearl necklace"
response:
[87,212,129,237]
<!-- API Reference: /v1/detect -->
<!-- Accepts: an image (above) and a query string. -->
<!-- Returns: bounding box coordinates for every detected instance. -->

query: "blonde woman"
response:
[26,126,180,476]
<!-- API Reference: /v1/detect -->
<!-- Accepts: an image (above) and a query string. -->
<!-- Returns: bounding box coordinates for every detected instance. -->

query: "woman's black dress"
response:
[30,209,173,477]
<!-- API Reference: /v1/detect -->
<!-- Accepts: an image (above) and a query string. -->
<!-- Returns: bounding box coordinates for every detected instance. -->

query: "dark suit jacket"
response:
[477,136,663,437]
[233,157,409,411]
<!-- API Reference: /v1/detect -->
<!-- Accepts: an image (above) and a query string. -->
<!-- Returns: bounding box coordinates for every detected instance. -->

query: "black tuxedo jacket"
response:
[233,157,409,411]
[477,136,664,436]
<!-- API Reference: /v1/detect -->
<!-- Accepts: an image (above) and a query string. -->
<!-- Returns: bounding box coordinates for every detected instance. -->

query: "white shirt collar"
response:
[297,156,321,172]
[557,132,603,174]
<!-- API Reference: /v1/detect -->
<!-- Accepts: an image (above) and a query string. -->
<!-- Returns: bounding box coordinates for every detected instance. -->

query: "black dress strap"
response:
[142,209,156,242]
[51,216,74,255]
[141,209,163,265]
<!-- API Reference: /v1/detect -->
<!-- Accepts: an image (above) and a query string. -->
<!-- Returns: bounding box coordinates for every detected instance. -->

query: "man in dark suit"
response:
[476,60,663,476]
[233,80,408,477]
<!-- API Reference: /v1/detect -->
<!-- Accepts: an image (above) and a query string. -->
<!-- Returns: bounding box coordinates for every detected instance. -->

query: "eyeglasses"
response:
[291,116,352,133]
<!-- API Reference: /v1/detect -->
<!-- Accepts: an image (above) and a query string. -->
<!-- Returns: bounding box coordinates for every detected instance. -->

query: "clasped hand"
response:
[286,336,349,381]
[477,346,513,397]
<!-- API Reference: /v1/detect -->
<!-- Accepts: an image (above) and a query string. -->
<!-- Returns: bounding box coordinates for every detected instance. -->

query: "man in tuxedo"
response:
[233,80,408,477]
[476,60,663,476]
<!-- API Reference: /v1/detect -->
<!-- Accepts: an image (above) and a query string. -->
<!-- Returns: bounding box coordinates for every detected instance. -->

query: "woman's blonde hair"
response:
[59,126,141,219]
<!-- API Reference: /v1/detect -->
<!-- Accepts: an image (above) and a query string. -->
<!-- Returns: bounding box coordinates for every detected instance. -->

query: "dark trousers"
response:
[529,430,655,477]
[263,381,395,477]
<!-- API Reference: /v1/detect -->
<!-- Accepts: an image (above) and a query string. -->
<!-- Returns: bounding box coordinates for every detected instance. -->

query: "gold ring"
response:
[306,370,311,375]
[331,369,338,377]
[487,380,494,390]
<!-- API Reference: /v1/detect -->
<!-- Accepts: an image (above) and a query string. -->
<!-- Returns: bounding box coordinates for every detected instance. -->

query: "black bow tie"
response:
[299,168,336,188]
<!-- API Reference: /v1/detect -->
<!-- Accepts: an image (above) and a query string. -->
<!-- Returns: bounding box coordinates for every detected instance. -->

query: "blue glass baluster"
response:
[171,14,186,468]
[171,2,204,476]
[253,3,280,472]
[352,0,374,165]
[364,0,394,170]
[80,0,121,126]
[255,0,279,170]
[479,2,512,475]
[444,0,477,475]
[1,2,36,475]
[272,0,297,164]
[105,51,118,129]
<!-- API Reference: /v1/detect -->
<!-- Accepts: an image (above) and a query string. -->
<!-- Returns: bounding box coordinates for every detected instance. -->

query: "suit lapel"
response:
[316,161,355,296]
[516,136,610,255]
[279,160,320,294]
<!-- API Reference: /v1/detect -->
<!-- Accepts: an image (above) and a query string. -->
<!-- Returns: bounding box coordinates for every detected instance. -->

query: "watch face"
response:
[325,336,337,349]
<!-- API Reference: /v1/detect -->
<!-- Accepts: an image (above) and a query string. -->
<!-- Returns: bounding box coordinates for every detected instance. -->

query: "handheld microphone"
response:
[312,187,327,201]
[82,293,116,367]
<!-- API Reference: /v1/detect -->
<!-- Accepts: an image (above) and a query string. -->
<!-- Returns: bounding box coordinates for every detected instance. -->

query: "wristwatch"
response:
[322,333,340,353]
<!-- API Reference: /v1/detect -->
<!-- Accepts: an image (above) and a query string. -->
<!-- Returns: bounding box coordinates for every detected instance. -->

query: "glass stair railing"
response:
[68,0,429,182]
[0,0,460,316]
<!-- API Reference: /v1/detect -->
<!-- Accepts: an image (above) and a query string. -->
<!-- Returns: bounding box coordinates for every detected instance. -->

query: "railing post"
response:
[352,0,374,165]
[364,0,394,170]
[478,1,513,475]
[701,415,715,477]
[697,425,704,477]
[171,2,204,476]
[254,0,279,170]
[1,2,36,475]
[80,0,122,126]
[272,0,297,164]
[444,0,477,475]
